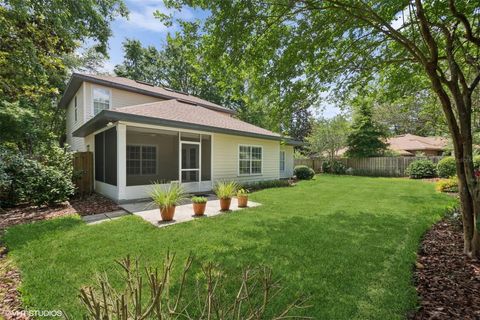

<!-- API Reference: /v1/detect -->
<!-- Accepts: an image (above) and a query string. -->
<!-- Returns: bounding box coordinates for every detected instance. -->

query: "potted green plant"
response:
[237,188,248,208]
[191,196,208,216]
[214,181,239,211]
[149,183,187,221]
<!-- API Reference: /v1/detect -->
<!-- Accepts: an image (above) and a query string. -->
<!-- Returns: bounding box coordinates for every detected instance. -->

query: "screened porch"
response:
[93,124,213,202]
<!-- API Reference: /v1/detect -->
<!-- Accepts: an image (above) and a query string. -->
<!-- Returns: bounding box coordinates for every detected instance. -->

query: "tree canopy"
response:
[162,0,480,257]
[306,116,349,160]
[114,19,314,140]
[0,0,127,152]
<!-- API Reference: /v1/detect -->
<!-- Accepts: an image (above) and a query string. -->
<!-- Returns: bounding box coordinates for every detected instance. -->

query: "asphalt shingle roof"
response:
[59,73,234,114]
[111,99,281,138]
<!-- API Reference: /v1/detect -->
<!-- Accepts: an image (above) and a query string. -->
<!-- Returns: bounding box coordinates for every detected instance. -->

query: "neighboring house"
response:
[386,134,448,156]
[61,73,300,202]
[336,134,449,157]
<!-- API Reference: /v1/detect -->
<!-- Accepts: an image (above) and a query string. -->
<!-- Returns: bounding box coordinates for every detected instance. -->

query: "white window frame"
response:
[179,134,202,183]
[74,96,78,122]
[126,144,157,176]
[91,86,111,116]
[238,144,263,176]
[280,150,285,172]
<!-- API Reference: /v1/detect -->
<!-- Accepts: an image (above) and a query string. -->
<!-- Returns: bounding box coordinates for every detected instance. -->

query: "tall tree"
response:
[345,103,388,158]
[165,0,480,258]
[114,22,226,106]
[306,116,349,160]
[115,21,315,137]
[340,66,448,136]
[0,0,127,152]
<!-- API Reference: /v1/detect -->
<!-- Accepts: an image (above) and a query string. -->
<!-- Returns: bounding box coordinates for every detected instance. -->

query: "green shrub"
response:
[435,177,458,193]
[405,159,437,179]
[321,160,346,174]
[191,196,207,203]
[240,179,291,191]
[0,146,75,207]
[294,165,315,180]
[474,156,480,170]
[437,157,457,178]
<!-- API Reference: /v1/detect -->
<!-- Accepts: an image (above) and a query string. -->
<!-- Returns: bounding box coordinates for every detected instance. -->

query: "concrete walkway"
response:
[120,198,260,228]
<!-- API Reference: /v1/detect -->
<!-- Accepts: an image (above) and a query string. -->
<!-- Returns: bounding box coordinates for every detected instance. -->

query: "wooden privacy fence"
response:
[295,156,444,177]
[293,158,323,173]
[73,151,93,196]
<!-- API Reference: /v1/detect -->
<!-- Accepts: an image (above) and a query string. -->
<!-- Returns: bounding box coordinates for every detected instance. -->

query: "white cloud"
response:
[118,3,195,33]
[119,6,168,33]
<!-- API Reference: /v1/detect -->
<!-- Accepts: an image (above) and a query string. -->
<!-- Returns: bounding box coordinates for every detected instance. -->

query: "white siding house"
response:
[60,73,301,202]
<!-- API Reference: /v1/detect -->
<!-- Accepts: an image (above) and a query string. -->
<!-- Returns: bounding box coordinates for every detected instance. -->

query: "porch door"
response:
[180,142,200,182]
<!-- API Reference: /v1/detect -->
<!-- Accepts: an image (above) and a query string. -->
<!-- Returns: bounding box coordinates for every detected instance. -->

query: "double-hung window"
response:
[127,145,156,175]
[93,87,110,115]
[280,151,285,172]
[239,145,262,175]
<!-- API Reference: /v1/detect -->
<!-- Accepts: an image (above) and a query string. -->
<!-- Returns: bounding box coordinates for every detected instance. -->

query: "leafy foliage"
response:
[149,183,187,209]
[435,177,459,193]
[237,188,248,196]
[0,1,127,152]
[191,196,207,203]
[345,103,388,158]
[239,179,292,191]
[294,165,315,180]
[406,160,437,179]
[474,156,480,170]
[306,116,349,160]
[114,23,314,139]
[437,157,457,178]
[0,146,74,207]
[160,0,480,256]
[214,181,239,199]
[321,160,346,175]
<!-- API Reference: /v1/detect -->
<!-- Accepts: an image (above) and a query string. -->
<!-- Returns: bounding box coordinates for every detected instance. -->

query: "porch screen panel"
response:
[104,127,117,185]
[94,127,117,185]
[94,132,104,181]
[126,128,179,186]
[201,135,211,181]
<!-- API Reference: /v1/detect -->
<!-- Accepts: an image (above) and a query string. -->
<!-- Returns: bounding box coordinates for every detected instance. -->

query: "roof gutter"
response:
[73,110,301,145]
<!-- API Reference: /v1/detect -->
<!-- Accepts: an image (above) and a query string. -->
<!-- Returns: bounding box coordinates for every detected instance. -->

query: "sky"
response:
[100,0,341,118]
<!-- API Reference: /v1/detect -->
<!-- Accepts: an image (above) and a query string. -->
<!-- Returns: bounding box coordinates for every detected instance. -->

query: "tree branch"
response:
[449,0,480,47]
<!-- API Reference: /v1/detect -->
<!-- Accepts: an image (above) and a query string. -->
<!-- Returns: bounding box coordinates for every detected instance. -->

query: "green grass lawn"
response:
[3,175,455,319]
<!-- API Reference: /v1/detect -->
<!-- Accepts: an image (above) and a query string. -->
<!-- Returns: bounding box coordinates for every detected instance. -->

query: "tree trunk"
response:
[426,68,480,257]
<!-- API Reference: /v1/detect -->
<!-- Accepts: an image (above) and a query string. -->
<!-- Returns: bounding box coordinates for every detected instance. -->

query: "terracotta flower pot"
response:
[237,195,248,208]
[219,198,232,211]
[160,205,176,221]
[193,202,206,216]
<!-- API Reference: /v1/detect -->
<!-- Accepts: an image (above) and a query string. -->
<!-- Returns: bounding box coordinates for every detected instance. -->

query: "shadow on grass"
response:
[3,215,84,251]
[188,209,440,319]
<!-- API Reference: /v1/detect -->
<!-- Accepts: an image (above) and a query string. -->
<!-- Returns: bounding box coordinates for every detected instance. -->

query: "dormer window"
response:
[93,87,111,115]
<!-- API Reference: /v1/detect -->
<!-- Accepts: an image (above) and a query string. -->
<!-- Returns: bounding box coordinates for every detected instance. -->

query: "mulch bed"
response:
[0,193,120,319]
[0,193,120,230]
[411,216,480,319]
[0,246,28,320]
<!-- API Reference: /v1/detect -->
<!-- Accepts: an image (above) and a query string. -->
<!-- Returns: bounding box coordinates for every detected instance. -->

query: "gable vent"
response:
[164,87,190,95]
[177,98,198,106]
[135,80,155,86]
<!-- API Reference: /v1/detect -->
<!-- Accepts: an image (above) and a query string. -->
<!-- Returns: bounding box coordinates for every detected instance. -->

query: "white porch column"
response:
[117,123,127,201]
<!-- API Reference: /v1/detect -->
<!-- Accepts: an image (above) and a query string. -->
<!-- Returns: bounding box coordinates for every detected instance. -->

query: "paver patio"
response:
[120,198,261,227]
